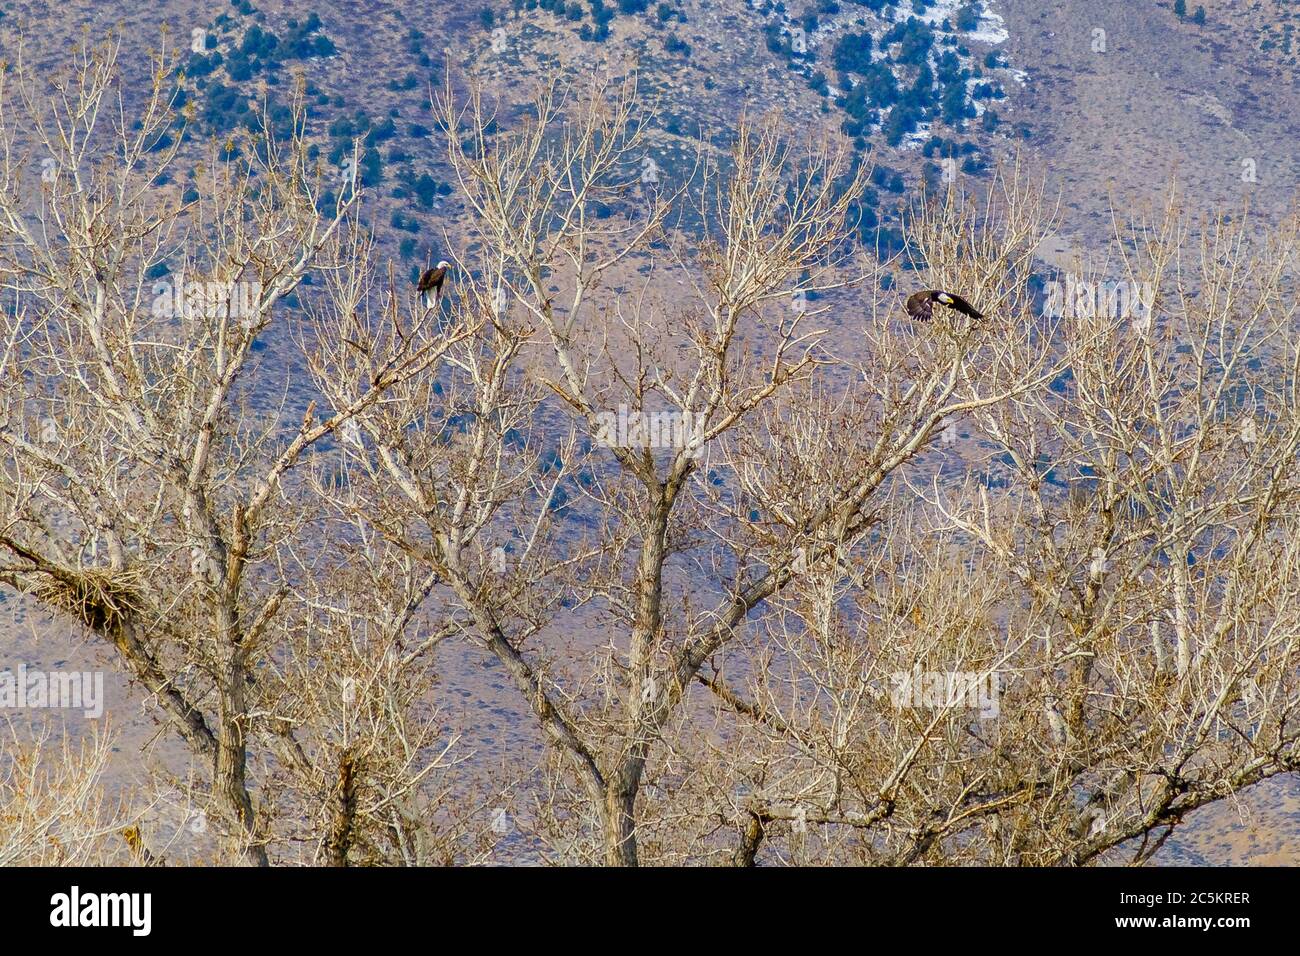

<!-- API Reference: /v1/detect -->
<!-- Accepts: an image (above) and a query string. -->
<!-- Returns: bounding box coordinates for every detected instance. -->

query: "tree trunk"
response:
[214,650,267,866]
[325,751,358,867]
[603,764,642,866]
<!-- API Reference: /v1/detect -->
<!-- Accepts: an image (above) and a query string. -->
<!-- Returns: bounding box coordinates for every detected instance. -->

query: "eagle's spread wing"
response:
[937,291,983,320]
[906,289,983,322]
[905,291,934,321]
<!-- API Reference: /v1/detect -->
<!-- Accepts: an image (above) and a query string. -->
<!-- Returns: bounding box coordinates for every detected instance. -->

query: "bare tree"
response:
[307,72,1050,865]
[0,36,457,864]
[674,188,1300,865]
[924,195,1300,863]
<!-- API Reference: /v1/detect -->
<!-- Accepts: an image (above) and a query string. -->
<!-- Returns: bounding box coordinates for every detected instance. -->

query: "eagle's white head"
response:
[437,260,450,270]
[937,292,953,305]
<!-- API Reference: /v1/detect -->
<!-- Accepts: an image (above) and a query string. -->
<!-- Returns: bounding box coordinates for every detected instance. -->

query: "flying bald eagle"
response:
[905,289,983,322]
[417,261,450,309]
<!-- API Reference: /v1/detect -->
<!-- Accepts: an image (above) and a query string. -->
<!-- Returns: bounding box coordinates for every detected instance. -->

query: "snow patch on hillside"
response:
[906,0,1011,46]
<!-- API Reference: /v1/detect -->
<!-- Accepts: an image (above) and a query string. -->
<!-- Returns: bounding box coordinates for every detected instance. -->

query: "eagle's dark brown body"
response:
[905,289,983,322]
[417,262,450,307]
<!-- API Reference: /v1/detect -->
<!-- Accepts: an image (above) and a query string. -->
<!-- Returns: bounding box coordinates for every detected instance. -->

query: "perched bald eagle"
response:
[417,261,450,309]
[905,289,983,322]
